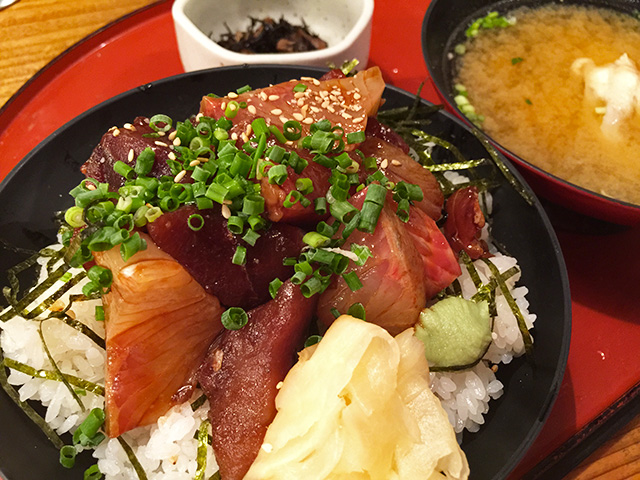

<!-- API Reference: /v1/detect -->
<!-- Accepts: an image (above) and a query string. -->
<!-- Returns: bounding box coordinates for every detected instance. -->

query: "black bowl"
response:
[422,0,640,225]
[0,65,571,480]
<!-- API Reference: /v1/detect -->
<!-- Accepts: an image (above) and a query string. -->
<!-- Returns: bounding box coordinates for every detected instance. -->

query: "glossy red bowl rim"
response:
[421,0,640,226]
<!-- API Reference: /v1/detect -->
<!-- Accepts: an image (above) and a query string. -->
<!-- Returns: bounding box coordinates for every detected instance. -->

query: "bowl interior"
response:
[422,0,640,224]
[183,0,367,51]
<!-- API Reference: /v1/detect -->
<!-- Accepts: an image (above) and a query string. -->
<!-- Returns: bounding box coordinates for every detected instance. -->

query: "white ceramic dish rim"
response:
[171,0,374,64]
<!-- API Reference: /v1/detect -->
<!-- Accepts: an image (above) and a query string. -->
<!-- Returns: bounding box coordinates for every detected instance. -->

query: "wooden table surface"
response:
[0,1,639,479]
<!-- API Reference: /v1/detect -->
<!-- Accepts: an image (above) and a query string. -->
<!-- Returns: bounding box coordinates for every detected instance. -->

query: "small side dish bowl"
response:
[172,0,374,71]
[422,0,640,225]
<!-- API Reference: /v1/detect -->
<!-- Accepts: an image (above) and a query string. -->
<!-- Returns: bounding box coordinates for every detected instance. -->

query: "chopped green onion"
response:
[149,114,173,132]
[221,307,248,330]
[65,206,85,228]
[295,177,313,195]
[59,445,77,468]
[314,197,327,215]
[267,164,288,185]
[225,100,240,119]
[84,464,102,480]
[242,229,261,246]
[303,232,330,248]
[232,245,247,265]
[293,83,307,93]
[283,120,302,140]
[347,302,366,320]
[346,131,366,144]
[95,306,105,322]
[342,271,363,291]
[251,118,269,137]
[304,334,322,347]
[120,232,146,262]
[269,278,283,299]
[188,214,205,231]
[237,84,252,94]
[227,216,245,235]
[242,194,265,215]
[300,276,324,298]
[283,190,302,208]
[134,147,155,176]
[269,125,287,143]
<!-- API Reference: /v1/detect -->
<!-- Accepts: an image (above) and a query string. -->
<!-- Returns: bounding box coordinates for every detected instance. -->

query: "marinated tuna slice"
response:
[358,136,444,220]
[81,116,175,190]
[405,206,462,299]
[199,67,385,150]
[198,281,317,480]
[147,205,305,308]
[93,234,224,437]
[317,188,427,336]
[365,117,411,153]
[443,186,490,260]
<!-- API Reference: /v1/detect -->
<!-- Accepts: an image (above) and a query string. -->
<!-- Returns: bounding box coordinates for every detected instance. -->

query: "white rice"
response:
[0,204,535,476]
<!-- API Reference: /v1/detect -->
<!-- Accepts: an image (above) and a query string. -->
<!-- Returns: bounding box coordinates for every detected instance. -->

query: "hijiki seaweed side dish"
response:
[0,67,537,480]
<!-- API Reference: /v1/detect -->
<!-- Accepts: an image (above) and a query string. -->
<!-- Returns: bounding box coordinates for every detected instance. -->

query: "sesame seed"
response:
[380,159,389,169]
[242,133,250,143]
[221,204,231,219]
[86,183,97,191]
[303,117,314,124]
[354,92,361,100]
[221,102,226,111]
[310,106,321,113]
[168,152,177,160]
[271,108,283,115]
[157,131,165,136]
[301,105,309,116]
[174,170,187,183]
[212,349,223,371]
[294,92,305,98]
[248,105,257,115]
[155,141,169,147]
[279,115,289,123]
[127,149,134,162]
[321,100,330,109]
[268,94,280,101]
[228,91,239,98]
[301,76,314,81]
[168,131,177,140]
[297,98,305,107]
[197,156,209,163]
[391,159,402,166]
[276,381,284,389]
[261,443,273,453]
[329,94,337,102]
[312,78,320,86]
[327,105,336,113]
[173,137,181,146]
[228,103,237,111]
[231,132,238,140]
[196,113,204,121]
[123,123,135,131]
[112,128,120,137]
[245,124,253,136]
[259,92,268,101]
[222,199,232,205]
[353,117,364,124]
[293,112,304,121]
[342,112,352,119]
[108,126,117,132]
[189,159,201,167]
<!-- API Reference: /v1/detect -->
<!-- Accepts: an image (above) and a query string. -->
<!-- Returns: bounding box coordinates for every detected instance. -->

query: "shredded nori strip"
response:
[3,357,104,396]
[191,393,207,411]
[38,319,86,411]
[459,251,484,290]
[470,126,536,206]
[117,436,149,480]
[424,158,487,172]
[0,342,64,449]
[209,472,221,480]
[481,258,534,354]
[195,419,211,480]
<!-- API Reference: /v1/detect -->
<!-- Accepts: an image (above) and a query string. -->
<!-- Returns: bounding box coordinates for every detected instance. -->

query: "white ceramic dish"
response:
[172,0,374,71]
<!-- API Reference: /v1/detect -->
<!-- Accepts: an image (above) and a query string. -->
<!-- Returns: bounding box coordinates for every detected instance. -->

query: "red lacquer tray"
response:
[0,0,638,477]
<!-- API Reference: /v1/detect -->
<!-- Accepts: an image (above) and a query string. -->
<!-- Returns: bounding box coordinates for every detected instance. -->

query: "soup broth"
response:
[456,5,640,205]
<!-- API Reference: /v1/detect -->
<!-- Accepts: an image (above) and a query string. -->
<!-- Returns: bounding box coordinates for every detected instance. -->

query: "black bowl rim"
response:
[421,0,640,215]
[0,64,572,480]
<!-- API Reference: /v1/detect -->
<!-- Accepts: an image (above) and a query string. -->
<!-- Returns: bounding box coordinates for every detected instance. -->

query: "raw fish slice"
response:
[147,205,305,308]
[260,149,331,225]
[357,136,444,220]
[81,116,175,190]
[317,189,427,336]
[94,234,224,437]
[405,206,462,299]
[199,67,385,150]
[198,281,317,480]
[443,186,490,260]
